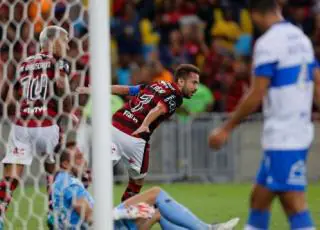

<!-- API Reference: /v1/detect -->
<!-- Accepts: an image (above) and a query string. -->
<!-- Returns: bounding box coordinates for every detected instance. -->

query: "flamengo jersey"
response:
[14,52,70,127]
[253,21,316,150]
[112,81,183,141]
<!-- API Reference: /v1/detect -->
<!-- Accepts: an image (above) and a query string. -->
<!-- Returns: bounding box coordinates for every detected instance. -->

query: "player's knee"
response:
[130,177,144,186]
[249,190,257,208]
[3,164,24,179]
[149,186,162,196]
[249,185,260,207]
[279,192,307,215]
[250,185,273,210]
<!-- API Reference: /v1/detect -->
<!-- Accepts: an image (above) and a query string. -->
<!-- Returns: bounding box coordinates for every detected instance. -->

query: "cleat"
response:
[210,217,240,230]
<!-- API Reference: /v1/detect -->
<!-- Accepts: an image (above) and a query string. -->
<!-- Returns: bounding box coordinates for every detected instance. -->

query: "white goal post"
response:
[89,0,113,229]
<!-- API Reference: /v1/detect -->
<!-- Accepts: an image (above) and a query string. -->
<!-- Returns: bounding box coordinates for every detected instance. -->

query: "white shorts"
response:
[111,126,149,180]
[2,124,60,166]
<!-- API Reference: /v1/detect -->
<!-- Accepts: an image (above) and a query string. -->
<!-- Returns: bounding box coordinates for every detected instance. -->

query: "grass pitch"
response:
[5,183,320,229]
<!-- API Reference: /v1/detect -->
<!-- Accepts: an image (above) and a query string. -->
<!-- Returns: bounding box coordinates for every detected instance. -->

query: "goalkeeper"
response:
[51,142,239,229]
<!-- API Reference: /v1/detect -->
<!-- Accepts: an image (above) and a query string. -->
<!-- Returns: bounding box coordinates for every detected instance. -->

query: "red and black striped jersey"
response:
[14,52,70,127]
[112,81,183,141]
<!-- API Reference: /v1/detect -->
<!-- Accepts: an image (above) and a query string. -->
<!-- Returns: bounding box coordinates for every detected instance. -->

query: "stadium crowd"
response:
[0,0,320,119]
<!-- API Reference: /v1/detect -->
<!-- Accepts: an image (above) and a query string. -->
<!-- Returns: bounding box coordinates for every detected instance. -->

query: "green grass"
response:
[4,183,320,229]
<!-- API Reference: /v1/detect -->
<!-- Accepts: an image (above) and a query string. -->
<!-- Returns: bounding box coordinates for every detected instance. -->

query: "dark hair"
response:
[174,64,200,81]
[59,141,77,166]
[248,0,278,13]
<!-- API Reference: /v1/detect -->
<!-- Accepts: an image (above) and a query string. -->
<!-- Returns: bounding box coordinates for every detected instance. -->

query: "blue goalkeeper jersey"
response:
[52,171,94,229]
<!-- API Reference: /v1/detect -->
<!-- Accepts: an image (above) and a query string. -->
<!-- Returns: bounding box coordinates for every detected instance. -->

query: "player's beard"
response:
[182,86,192,99]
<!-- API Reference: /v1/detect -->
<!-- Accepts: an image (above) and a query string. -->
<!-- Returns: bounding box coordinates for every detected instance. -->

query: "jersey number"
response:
[21,74,48,101]
[131,94,154,112]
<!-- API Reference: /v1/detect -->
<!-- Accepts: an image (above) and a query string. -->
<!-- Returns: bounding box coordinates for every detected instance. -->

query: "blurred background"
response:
[0,0,320,182]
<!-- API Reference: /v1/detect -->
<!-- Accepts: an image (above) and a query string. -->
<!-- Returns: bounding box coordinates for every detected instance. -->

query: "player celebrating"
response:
[0,26,72,227]
[114,64,200,201]
[209,1,320,230]
[78,64,200,201]
[51,142,240,230]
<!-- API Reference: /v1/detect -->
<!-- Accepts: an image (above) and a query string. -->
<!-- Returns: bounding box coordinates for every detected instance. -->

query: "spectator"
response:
[0,44,10,64]
[6,23,17,43]
[140,18,160,59]
[0,3,9,24]
[202,37,226,89]
[146,59,174,83]
[13,2,24,23]
[314,13,320,60]
[0,0,319,118]
[13,42,23,63]
[155,0,181,45]
[225,56,250,112]
[180,15,209,67]
[159,30,192,72]
[113,2,143,66]
[234,34,252,57]
[72,9,88,38]
[131,65,152,85]
[211,8,242,53]
[179,0,198,16]
[28,0,52,35]
[287,3,315,37]
[21,22,32,42]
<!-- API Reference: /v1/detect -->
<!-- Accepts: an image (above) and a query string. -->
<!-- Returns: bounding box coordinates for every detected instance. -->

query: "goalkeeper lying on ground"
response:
[50,142,239,229]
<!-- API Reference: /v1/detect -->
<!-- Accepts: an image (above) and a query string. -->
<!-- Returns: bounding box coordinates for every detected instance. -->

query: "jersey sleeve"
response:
[128,85,141,96]
[158,92,183,114]
[253,37,279,79]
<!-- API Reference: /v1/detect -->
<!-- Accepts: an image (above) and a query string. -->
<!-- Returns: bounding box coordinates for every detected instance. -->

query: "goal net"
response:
[0,1,97,229]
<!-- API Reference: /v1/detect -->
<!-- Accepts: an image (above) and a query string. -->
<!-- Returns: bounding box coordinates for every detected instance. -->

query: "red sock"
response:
[121,180,142,202]
[0,177,19,215]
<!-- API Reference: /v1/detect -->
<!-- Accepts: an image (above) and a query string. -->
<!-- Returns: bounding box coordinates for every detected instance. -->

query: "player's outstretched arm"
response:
[76,85,141,96]
[209,77,270,149]
[314,68,320,110]
[73,198,93,225]
[132,102,167,136]
[112,85,141,96]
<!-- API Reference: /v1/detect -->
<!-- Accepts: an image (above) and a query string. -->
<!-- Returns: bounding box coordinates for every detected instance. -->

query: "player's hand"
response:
[76,86,91,94]
[127,203,155,219]
[132,125,150,137]
[208,127,230,150]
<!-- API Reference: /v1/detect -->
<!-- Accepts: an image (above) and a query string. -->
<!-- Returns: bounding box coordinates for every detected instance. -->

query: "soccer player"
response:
[114,64,200,201]
[209,1,320,229]
[0,26,72,227]
[51,142,240,230]
[78,64,200,201]
[74,85,152,160]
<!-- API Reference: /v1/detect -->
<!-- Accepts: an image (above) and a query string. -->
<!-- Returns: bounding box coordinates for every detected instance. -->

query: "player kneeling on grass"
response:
[51,143,239,230]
